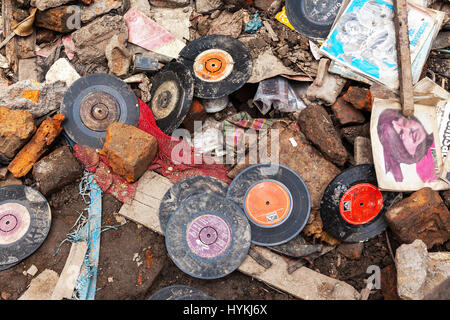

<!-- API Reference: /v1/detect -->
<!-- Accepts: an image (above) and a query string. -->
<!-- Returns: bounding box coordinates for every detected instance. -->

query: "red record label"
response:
[339,183,383,225]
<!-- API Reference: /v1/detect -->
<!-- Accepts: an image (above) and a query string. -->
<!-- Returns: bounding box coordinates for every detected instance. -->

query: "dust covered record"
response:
[178,35,253,99]
[320,164,398,243]
[149,61,194,135]
[159,175,229,235]
[227,163,311,247]
[285,0,344,40]
[148,285,215,300]
[0,185,51,267]
[165,194,251,279]
[61,73,140,149]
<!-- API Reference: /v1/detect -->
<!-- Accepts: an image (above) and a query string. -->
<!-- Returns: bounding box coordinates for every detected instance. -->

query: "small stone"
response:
[254,0,276,11]
[196,0,223,14]
[337,242,364,260]
[343,86,373,112]
[105,35,132,77]
[1,291,12,300]
[108,277,114,283]
[331,97,366,126]
[0,167,8,180]
[396,239,428,300]
[0,106,36,164]
[26,265,38,277]
[32,146,83,195]
[207,10,244,38]
[101,123,158,182]
[45,58,80,87]
[341,123,371,144]
[354,136,373,165]
[298,104,348,166]
[385,188,450,249]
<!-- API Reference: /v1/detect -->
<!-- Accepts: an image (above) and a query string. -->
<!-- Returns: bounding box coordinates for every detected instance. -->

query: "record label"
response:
[244,180,292,227]
[193,49,234,82]
[339,183,383,225]
[186,214,231,259]
[0,203,30,245]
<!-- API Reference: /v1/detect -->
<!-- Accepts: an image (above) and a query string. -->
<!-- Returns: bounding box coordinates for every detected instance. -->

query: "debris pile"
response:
[0,0,449,302]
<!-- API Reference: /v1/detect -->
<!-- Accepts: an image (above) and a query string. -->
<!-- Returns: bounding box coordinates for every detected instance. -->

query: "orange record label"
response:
[244,181,291,227]
[339,183,383,225]
[193,49,234,82]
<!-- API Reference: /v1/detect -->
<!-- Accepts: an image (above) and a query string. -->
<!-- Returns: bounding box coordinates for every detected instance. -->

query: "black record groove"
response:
[0,185,51,267]
[159,175,228,234]
[286,0,344,40]
[165,194,251,279]
[148,285,215,300]
[320,164,398,243]
[178,35,253,99]
[61,73,140,149]
[227,163,311,247]
[149,61,194,135]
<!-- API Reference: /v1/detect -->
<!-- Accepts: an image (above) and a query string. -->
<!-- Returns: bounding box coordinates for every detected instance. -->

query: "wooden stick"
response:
[394,0,415,117]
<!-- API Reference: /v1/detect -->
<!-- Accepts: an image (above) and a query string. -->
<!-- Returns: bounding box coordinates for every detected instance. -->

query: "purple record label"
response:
[186,214,231,259]
[0,203,31,246]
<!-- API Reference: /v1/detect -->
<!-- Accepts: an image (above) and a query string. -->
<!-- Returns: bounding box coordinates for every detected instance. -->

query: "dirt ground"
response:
[1,175,422,301]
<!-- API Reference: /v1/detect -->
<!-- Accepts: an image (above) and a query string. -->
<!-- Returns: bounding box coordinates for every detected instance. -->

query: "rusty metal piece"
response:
[393,0,415,117]
[80,92,121,132]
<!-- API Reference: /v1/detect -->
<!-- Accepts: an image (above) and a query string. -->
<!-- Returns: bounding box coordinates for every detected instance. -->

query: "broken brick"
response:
[385,188,450,249]
[32,146,83,195]
[0,106,36,163]
[343,86,373,112]
[298,104,348,166]
[331,97,366,126]
[8,114,65,178]
[101,122,158,183]
[105,35,131,77]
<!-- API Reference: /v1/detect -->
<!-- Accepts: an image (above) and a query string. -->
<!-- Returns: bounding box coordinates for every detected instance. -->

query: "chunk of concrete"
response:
[45,58,80,86]
[196,0,223,13]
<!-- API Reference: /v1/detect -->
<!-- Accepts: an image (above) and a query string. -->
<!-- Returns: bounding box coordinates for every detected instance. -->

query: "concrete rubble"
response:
[0,0,449,303]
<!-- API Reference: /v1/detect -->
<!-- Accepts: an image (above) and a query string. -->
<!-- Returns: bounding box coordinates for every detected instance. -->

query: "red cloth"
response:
[137,98,230,184]
[74,99,230,204]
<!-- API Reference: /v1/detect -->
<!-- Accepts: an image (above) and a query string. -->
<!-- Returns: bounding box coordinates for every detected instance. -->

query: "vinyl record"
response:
[285,0,344,40]
[0,261,19,272]
[61,73,140,149]
[320,164,398,243]
[159,175,229,234]
[227,163,311,247]
[0,185,51,266]
[148,285,215,300]
[178,35,253,99]
[149,62,194,135]
[165,194,251,279]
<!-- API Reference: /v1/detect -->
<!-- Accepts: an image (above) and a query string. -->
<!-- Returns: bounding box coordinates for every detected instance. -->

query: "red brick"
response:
[331,97,366,126]
[101,122,158,183]
[343,86,373,111]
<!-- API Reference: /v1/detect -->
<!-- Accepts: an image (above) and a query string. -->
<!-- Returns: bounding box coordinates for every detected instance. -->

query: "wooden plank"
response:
[394,0,415,117]
[50,241,88,300]
[119,171,361,300]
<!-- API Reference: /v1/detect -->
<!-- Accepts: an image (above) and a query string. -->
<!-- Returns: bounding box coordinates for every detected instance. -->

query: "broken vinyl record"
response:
[227,163,311,247]
[61,73,140,149]
[148,285,215,300]
[285,0,344,40]
[165,194,251,279]
[320,164,398,243]
[149,61,194,135]
[159,175,229,234]
[0,185,51,267]
[178,35,253,99]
